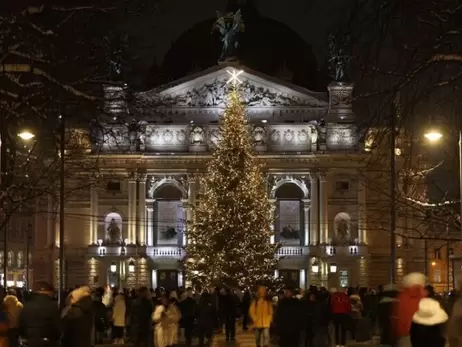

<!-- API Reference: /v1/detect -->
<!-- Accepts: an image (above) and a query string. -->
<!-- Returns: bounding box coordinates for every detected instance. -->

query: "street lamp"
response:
[424,128,462,242]
[17,131,36,141]
[110,262,117,273]
[329,263,337,273]
[1,129,36,290]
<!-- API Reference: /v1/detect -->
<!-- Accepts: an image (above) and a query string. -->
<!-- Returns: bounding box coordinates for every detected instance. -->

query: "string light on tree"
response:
[184,88,281,288]
[226,69,244,86]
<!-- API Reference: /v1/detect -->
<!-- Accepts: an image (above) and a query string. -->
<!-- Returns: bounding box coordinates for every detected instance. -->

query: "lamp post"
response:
[0,129,36,290]
[424,129,462,241]
[25,223,32,290]
[58,116,65,309]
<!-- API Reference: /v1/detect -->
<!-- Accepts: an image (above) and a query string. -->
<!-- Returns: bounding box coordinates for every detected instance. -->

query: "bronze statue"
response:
[328,33,351,82]
[213,9,245,61]
[107,218,121,244]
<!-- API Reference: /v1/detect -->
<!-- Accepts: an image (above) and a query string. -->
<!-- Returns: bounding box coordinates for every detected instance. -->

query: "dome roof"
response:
[148,7,328,91]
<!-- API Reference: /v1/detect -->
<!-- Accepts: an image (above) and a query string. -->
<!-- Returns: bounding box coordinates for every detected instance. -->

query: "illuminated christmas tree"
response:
[185,86,280,288]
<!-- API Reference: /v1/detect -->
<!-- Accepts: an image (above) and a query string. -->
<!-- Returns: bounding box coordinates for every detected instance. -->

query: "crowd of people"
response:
[0,275,460,347]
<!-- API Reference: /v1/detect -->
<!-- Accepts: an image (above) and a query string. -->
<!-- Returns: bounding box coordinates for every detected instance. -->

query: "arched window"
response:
[17,252,24,268]
[7,251,14,267]
[153,184,184,246]
[274,182,305,245]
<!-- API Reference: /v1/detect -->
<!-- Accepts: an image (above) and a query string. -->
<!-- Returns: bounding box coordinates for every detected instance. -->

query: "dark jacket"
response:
[410,322,445,347]
[196,294,217,331]
[179,296,196,327]
[129,296,154,337]
[377,292,398,346]
[18,293,61,347]
[220,292,240,318]
[61,292,94,347]
[275,296,303,333]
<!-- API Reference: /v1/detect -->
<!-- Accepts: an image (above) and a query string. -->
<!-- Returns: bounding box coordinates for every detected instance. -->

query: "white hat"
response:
[412,298,448,326]
[402,272,426,288]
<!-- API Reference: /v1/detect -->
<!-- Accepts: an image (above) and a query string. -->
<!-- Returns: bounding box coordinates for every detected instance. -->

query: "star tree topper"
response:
[226,69,244,87]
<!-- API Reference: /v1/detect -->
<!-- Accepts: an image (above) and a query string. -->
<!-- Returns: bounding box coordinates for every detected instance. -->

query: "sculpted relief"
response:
[158,79,323,108]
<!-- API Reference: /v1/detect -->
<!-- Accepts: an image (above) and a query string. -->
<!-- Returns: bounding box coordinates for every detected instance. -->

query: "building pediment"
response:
[136,64,328,109]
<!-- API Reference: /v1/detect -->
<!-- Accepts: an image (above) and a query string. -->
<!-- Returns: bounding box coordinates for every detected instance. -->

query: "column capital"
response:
[308,171,318,182]
[317,171,328,182]
[127,171,137,182]
[136,172,147,182]
[147,207,154,212]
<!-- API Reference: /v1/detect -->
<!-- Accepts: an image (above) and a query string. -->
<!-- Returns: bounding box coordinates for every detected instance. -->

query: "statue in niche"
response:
[335,219,349,244]
[280,225,300,240]
[162,226,177,240]
[107,218,121,244]
[213,9,245,62]
[327,33,351,82]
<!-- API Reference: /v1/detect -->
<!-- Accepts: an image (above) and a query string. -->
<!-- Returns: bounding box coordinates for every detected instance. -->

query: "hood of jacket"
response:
[3,295,19,308]
[70,287,93,313]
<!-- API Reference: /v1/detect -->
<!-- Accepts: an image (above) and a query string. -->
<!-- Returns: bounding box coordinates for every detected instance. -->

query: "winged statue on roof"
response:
[213,9,245,61]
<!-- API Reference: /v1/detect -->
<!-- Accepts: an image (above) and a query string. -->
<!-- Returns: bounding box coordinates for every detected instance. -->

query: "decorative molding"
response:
[155,78,325,108]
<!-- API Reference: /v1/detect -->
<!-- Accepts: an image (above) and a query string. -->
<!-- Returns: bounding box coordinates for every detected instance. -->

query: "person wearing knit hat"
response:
[410,298,447,347]
[393,272,426,347]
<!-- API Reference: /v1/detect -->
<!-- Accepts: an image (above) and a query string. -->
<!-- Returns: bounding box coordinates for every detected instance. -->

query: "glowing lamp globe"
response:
[110,262,117,273]
[311,264,319,273]
[424,130,443,142]
[330,264,337,273]
[18,131,35,141]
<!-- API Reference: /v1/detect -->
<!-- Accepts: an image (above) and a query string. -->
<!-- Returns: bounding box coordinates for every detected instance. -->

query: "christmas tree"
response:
[185,87,280,288]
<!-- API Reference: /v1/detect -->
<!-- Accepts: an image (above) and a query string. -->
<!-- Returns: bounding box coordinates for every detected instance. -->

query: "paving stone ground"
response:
[96,329,377,347]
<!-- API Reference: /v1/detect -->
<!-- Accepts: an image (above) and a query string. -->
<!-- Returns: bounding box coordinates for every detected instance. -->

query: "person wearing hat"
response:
[410,297,448,347]
[393,272,426,347]
[18,281,61,347]
[377,284,398,347]
[274,286,303,347]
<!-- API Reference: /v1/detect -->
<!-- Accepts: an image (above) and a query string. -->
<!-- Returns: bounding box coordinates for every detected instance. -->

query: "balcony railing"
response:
[276,246,309,257]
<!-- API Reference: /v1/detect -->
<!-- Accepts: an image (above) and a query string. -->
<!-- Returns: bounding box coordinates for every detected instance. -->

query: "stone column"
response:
[302,199,310,246]
[138,174,147,245]
[90,187,98,244]
[185,177,197,243]
[127,173,137,244]
[358,179,367,244]
[147,202,154,246]
[181,199,188,246]
[309,174,319,245]
[318,172,329,244]
[269,199,277,244]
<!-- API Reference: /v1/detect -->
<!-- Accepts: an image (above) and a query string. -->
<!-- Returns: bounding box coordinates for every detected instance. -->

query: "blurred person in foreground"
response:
[447,284,462,347]
[393,272,426,347]
[4,289,23,347]
[275,286,303,347]
[410,297,447,347]
[18,282,61,347]
[61,286,94,347]
[249,286,273,347]
[129,287,154,347]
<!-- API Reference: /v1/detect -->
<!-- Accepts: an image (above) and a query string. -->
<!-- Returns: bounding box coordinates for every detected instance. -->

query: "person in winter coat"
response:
[129,287,154,347]
[393,272,426,347]
[274,287,303,347]
[61,286,95,347]
[349,292,363,341]
[249,286,273,347]
[377,284,399,346]
[152,296,181,347]
[4,291,23,347]
[179,288,196,347]
[301,292,316,347]
[330,287,351,347]
[410,297,447,347]
[447,290,462,347]
[18,281,61,347]
[221,288,240,341]
[112,293,126,344]
[196,292,217,347]
[241,289,252,331]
